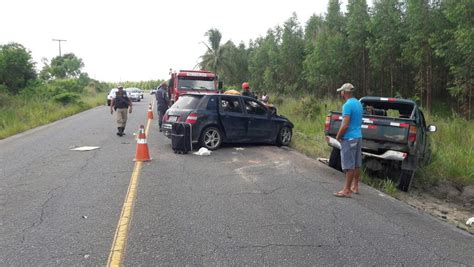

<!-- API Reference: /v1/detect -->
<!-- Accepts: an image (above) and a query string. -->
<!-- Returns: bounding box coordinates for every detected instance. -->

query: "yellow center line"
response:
[107,101,154,267]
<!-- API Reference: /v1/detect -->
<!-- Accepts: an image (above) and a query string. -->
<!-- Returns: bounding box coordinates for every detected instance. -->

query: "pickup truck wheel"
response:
[398,170,414,192]
[329,148,343,172]
[200,127,222,150]
[276,126,292,146]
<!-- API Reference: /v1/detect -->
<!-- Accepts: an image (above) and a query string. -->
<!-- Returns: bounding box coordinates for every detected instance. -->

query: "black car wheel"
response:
[328,147,343,172]
[276,126,292,146]
[398,169,414,192]
[200,127,222,150]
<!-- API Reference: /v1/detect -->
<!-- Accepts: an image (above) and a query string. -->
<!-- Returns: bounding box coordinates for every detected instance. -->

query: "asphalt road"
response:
[0,94,472,266]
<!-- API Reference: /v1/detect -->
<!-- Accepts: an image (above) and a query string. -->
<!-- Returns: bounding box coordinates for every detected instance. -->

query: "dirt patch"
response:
[396,189,474,234]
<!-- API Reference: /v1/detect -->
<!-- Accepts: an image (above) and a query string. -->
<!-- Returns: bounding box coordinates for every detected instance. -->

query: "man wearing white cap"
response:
[334,83,363,197]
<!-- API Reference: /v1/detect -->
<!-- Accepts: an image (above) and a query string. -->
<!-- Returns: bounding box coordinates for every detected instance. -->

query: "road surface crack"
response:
[20,150,99,243]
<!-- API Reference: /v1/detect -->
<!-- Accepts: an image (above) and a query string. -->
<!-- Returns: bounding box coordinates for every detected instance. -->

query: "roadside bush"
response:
[272,95,284,106]
[52,92,82,105]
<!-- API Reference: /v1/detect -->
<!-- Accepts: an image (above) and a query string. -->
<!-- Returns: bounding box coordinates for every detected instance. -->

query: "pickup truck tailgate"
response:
[327,113,412,144]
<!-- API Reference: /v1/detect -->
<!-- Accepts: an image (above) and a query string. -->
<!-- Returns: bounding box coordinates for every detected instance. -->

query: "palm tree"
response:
[199,28,231,77]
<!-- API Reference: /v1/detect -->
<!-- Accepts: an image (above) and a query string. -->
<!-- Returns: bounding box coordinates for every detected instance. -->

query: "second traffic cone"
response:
[134,125,151,161]
[147,103,154,120]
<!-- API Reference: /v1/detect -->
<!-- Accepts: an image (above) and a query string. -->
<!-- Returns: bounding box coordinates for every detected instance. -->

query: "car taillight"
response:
[186,113,198,124]
[408,125,417,142]
[325,116,330,131]
[163,114,169,122]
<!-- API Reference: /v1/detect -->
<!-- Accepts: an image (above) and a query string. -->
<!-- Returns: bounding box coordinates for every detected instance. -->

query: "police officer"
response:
[110,86,132,136]
[156,83,170,132]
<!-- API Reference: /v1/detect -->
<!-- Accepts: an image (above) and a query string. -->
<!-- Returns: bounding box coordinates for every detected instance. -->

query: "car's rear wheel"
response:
[329,147,343,172]
[200,127,222,150]
[398,169,414,192]
[276,126,292,146]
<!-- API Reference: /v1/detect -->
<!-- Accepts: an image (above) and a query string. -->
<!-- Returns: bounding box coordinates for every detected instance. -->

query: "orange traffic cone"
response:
[134,125,151,161]
[147,103,154,120]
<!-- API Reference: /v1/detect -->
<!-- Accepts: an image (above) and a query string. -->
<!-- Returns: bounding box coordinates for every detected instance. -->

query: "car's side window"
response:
[206,96,218,110]
[220,96,243,114]
[244,99,267,116]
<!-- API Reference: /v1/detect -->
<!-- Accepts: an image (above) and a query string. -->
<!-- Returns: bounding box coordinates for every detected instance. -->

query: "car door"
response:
[243,98,274,142]
[218,95,248,141]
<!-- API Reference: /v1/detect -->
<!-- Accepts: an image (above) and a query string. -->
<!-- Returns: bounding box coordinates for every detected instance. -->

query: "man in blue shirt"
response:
[334,83,363,197]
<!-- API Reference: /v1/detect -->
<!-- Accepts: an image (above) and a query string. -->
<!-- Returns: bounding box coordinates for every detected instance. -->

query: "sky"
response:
[1,0,354,82]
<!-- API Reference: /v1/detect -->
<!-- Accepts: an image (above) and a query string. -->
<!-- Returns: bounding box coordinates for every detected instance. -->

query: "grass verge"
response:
[0,93,106,139]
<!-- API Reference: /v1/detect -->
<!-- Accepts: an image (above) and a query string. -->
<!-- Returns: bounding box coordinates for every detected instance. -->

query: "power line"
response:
[52,38,67,56]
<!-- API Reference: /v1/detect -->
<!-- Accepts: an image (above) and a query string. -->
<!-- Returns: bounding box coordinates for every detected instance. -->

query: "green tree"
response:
[303,0,348,96]
[248,29,281,93]
[304,14,325,52]
[279,13,306,92]
[433,0,473,119]
[199,28,231,77]
[346,0,370,95]
[402,0,436,111]
[219,41,250,86]
[0,43,36,94]
[49,53,84,79]
[367,0,404,96]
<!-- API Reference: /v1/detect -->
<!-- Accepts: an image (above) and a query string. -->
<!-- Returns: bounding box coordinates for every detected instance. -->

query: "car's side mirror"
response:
[427,124,437,133]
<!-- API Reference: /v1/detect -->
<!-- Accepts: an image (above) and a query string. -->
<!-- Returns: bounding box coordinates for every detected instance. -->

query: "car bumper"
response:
[326,136,407,161]
[162,123,172,138]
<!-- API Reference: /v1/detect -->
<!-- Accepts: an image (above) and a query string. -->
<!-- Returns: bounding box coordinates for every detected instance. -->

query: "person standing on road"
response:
[334,83,363,197]
[241,82,256,99]
[156,83,170,132]
[110,86,132,136]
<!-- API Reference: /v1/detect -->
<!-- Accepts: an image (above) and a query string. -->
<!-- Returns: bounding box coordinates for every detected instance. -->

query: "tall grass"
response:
[276,96,474,187]
[419,113,474,186]
[0,93,106,139]
[277,96,340,159]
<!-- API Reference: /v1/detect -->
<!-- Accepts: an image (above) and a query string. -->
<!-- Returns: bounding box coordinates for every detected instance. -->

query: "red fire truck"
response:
[168,70,222,104]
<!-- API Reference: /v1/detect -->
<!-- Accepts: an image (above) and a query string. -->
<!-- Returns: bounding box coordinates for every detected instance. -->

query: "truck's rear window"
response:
[361,100,414,118]
[172,95,203,109]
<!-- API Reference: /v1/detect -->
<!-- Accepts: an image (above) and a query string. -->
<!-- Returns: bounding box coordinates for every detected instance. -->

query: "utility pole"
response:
[52,38,67,56]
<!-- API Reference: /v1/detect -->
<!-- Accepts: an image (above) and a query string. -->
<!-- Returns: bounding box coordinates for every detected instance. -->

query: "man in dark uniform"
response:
[110,86,132,136]
[155,83,170,132]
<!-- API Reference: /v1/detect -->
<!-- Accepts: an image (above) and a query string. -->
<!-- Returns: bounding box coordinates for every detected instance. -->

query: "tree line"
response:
[199,0,473,119]
[0,43,162,104]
